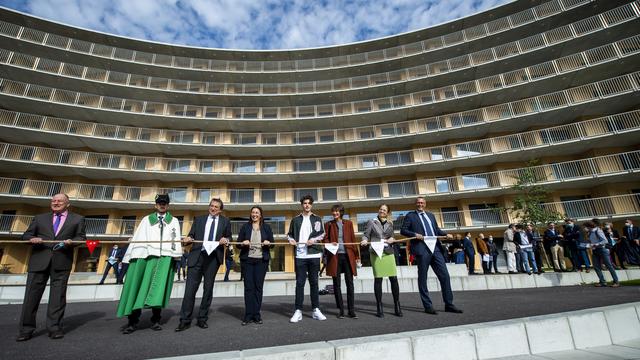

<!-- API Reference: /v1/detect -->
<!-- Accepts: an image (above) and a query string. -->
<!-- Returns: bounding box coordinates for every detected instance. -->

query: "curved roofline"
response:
[0,0,518,54]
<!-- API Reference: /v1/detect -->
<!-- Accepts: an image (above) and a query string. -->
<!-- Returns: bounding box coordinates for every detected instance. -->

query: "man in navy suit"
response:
[176,198,232,331]
[401,196,463,315]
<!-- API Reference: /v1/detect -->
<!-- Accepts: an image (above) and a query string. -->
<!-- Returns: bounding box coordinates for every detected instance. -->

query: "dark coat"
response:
[400,211,447,256]
[322,219,359,277]
[187,214,232,266]
[22,212,86,272]
[236,222,274,262]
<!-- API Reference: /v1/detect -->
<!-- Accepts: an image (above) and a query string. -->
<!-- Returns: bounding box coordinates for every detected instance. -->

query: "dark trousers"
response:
[294,257,320,310]
[465,251,476,274]
[481,256,490,274]
[332,254,354,315]
[19,265,70,334]
[128,308,161,325]
[492,253,499,272]
[242,258,268,322]
[116,263,128,284]
[99,262,119,284]
[415,246,453,310]
[568,243,580,270]
[179,251,221,324]
[515,250,524,272]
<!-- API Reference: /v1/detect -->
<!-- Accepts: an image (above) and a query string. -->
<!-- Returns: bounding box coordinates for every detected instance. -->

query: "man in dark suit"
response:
[401,196,462,315]
[98,245,122,285]
[462,232,476,275]
[17,193,86,341]
[176,198,232,331]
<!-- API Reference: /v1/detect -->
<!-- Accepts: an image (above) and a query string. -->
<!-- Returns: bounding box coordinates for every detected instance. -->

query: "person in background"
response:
[99,245,121,285]
[528,224,549,273]
[223,247,235,282]
[623,219,640,265]
[362,204,402,317]
[451,234,465,264]
[462,232,476,275]
[476,233,490,274]
[323,204,359,319]
[604,222,624,269]
[237,206,274,325]
[583,220,619,288]
[544,223,567,272]
[514,224,537,275]
[488,235,500,274]
[503,224,517,274]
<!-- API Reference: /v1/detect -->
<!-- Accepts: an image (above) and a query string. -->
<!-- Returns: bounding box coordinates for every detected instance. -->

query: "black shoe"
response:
[445,305,463,314]
[150,322,162,331]
[375,302,384,318]
[495,271,502,274]
[16,333,32,342]
[122,325,137,334]
[241,320,250,326]
[254,319,263,324]
[98,282,104,285]
[49,330,64,339]
[508,271,518,274]
[174,323,190,332]
[527,272,532,275]
[394,302,403,317]
[337,313,345,319]
[424,307,437,315]
[197,321,208,329]
[347,312,358,319]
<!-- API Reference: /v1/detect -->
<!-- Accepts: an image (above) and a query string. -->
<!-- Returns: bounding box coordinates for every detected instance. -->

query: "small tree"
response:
[509,159,563,228]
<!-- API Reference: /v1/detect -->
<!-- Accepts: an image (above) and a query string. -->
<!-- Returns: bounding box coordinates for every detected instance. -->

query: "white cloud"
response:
[3,0,511,49]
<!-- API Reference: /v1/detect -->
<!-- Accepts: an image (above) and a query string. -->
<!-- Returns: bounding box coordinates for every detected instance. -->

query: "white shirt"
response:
[203,215,219,242]
[296,214,321,259]
[417,211,435,236]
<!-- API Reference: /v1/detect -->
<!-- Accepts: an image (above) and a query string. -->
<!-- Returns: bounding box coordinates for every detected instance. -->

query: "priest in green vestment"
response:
[118,194,183,334]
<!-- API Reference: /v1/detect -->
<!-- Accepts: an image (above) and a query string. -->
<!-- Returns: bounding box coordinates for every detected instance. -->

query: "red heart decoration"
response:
[86,240,100,255]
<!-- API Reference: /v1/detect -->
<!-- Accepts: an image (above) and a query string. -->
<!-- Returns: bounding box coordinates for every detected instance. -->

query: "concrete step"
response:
[154,302,640,360]
[1,267,638,304]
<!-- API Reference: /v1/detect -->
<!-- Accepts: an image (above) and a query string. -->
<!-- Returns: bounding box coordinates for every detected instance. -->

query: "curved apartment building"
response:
[0,0,638,274]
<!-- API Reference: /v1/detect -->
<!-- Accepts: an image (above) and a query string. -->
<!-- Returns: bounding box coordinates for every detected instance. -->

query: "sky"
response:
[0,0,510,50]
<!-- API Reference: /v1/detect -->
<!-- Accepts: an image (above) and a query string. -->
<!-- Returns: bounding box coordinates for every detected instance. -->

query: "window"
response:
[294,160,316,172]
[380,126,396,136]
[541,128,572,144]
[47,182,62,196]
[431,148,444,160]
[462,174,490,189]
[261,189,276,203]
[384,152,412,165]
[365,184,381,199]
[262,135,277,145]
[133,158,147,170]
[230,189,254,203]
[436,178,452,193]
[90,185,114,200]
[0,210,16,232]
[294,189,318,201]
[199,161,214,173]
[388,181,417,197]
[126,187,140,201]
[322,187,337,201]
[441,207,460,228]
[262,161,277,173]
[166,187,187,202]
[469,203,502,225]
[167,160,190,172]
[8,179,24,194]
[85,215,109,234]
[357,212,377,231]
[321,159,336,170]
[362,156,378,168]
[201,134,216,144]
[196,189,211,203]
[234,161,256,173]
[120,215,136,235]
[456,142,484,157]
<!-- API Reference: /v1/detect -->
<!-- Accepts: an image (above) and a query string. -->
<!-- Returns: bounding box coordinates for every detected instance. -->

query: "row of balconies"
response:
[0,150,637,208]
[0,0,595,74]
[0,193,638,237]
[0,36,638,124]
[0,72,636,157]
[0,110,637,179]
[3,7,636,99]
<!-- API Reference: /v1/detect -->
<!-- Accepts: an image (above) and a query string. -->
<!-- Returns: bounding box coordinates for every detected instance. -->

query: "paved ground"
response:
[0,285,638,360]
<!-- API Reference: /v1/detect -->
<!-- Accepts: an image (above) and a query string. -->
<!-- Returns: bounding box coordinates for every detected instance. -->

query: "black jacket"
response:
[187,214,232,266]
[236,222,274,261]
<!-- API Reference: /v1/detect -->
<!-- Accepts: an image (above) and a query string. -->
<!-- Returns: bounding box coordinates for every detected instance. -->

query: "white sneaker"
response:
[289,310,303,323]
[312,308,327,321]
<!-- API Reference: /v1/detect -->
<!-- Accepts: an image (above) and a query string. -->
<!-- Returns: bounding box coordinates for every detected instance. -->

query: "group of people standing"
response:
[16,193,463,341]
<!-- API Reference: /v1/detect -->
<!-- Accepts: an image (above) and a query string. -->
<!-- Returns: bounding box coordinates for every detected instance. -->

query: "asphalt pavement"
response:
[1,284,638,360]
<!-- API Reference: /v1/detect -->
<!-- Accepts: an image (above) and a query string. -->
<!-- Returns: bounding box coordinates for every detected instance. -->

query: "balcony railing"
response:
[1,67,638,149]
[1,6,634,98]
[1,8,638,122]
[0,108,638,176]
[0,150,638,205]
[0,193,638,237]
[0,0,593,74]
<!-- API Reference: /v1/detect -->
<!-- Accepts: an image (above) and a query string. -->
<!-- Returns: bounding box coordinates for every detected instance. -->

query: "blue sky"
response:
[1,0,510,50]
